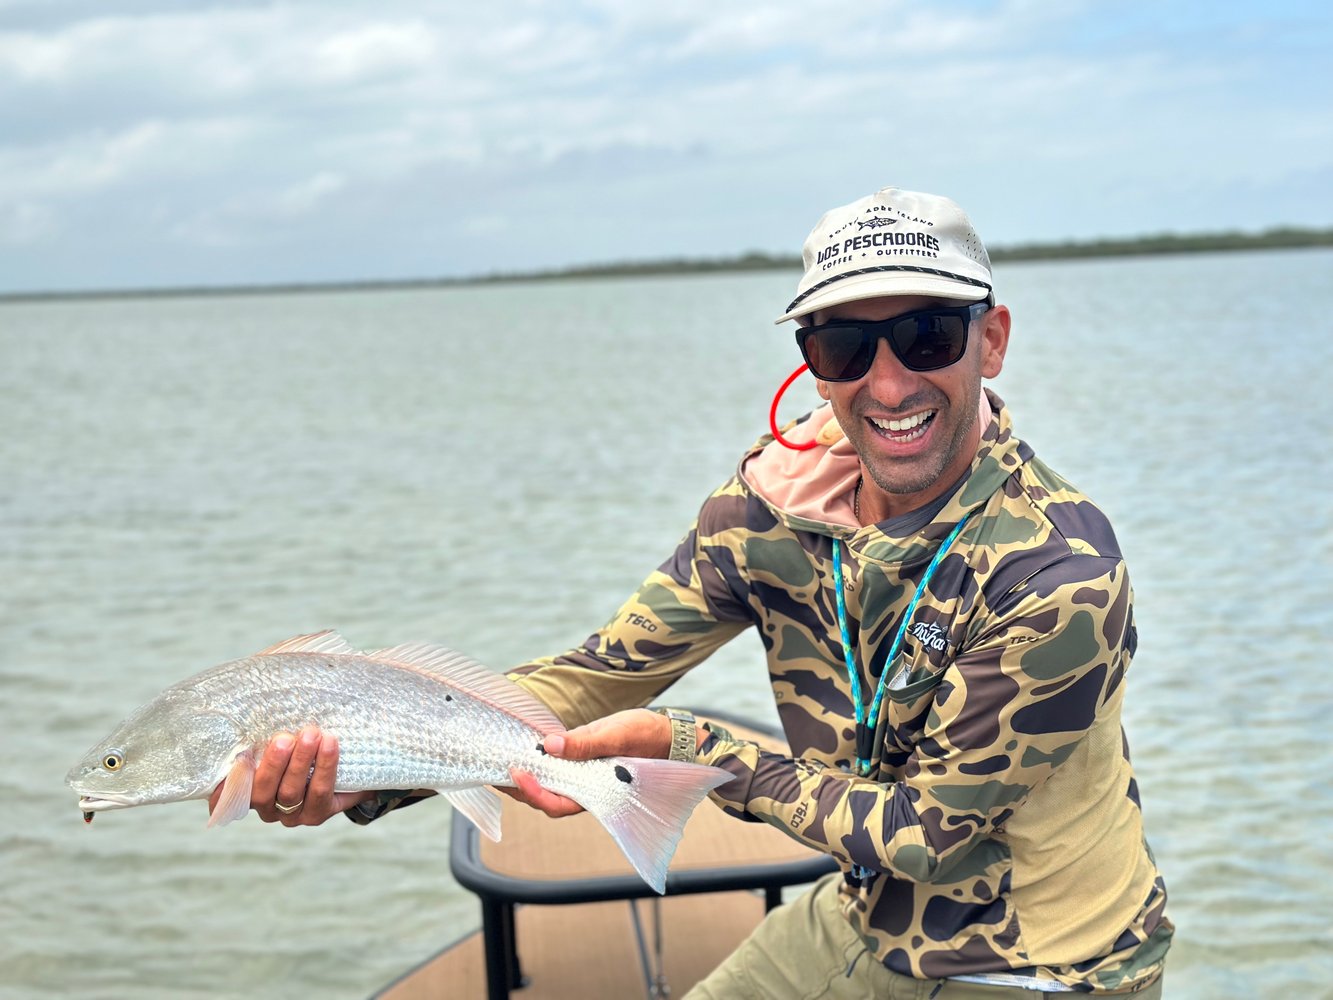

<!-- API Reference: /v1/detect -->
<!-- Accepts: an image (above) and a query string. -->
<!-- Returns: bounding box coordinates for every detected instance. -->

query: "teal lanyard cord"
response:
[833,511,974,777]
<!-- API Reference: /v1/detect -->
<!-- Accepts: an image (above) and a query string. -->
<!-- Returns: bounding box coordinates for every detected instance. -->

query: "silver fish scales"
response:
[66,631,730,892]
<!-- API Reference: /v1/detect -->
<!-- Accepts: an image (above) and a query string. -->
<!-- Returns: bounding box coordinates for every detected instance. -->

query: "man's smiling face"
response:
[811,294,1010,522]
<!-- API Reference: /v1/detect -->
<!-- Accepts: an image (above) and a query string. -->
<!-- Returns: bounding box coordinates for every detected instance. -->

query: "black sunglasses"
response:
[796,300,992,381]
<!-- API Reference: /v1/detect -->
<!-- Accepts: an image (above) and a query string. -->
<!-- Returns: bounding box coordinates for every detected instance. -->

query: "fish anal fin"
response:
[207,749,257,828]
[369,643,563,736]
[256,630,358,657]
[444,787,503,842]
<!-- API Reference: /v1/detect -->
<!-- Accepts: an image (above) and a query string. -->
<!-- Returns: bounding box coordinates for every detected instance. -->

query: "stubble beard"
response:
[856,390,980,501]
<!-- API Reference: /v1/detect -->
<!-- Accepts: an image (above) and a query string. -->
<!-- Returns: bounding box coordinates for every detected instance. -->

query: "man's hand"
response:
[507,708,674,819]
[207,725,374,827]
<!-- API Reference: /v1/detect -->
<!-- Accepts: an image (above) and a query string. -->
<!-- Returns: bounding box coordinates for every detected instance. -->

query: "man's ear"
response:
[816,378,831,401]
[980,305,1011,380]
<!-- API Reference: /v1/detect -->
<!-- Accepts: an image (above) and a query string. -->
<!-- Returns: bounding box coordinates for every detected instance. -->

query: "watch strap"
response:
[660,708,697,763]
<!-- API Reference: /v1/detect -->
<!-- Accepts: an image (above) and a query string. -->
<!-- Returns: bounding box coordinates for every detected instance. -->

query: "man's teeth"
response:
[870,411,934,436]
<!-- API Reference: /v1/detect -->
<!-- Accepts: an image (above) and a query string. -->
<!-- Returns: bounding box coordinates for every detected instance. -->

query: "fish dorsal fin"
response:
[368,642,564,736]
[255,630,360,657]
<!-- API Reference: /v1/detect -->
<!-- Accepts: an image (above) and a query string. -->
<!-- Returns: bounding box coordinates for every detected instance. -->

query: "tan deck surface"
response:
[377,891,768,999]
[376,717,824,998]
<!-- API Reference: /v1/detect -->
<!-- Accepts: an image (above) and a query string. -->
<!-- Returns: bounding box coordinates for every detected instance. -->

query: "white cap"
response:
[776,186,993,324]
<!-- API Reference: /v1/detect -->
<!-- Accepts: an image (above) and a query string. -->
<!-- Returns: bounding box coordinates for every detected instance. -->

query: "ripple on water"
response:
[6,257,1333,998]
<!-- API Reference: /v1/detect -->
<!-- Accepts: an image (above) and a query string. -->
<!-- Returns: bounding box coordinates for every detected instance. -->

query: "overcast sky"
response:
[1,0,1328,294]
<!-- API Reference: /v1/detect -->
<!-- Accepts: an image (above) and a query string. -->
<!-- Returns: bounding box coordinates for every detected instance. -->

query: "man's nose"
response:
[862,337,921,405]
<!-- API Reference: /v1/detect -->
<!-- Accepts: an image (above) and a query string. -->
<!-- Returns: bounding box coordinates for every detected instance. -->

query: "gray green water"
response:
[3,250,1331,998]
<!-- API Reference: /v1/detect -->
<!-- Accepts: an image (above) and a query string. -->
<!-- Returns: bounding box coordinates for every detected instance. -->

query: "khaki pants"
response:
[685,875,1163,1000]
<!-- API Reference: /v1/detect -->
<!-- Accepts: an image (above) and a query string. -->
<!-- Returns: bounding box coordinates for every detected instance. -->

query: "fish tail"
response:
[582,758,731,894]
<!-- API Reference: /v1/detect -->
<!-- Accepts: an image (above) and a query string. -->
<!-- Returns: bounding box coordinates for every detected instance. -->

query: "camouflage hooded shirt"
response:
[513,390,1171,992]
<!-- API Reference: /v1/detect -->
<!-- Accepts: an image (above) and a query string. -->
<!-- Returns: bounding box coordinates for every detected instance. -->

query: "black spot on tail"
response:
[614,764,632,784]
[536,743,547,754]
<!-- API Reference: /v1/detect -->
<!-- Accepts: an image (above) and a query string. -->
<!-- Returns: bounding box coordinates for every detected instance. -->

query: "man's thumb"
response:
[541,732,569,757]
[541,728,605,760]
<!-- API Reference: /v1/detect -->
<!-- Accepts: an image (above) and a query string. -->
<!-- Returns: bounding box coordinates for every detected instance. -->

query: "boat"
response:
[372,712,837,999]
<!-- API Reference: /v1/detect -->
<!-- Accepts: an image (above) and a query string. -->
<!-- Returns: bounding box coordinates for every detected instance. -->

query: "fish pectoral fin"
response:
[207,750,257,828]
[443,787,503,842]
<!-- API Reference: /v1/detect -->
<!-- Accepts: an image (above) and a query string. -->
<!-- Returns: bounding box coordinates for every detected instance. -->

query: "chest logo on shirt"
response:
[908,620,948,652]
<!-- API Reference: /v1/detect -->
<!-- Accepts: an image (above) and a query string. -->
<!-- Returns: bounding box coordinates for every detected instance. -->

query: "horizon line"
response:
[2,224,1329,305]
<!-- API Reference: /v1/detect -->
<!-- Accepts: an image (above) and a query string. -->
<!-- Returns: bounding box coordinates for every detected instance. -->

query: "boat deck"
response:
[377,891,768,998]
[373,714,835,998]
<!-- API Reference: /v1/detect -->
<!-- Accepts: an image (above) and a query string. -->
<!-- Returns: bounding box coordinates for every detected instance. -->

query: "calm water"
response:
[3,250,1331,998]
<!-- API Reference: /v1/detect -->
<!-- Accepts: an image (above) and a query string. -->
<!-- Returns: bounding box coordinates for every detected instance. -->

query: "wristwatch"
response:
[660,708,697,763]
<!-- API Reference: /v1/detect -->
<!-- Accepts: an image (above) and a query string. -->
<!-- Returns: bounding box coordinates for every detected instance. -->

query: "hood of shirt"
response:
[738,388,1030,566]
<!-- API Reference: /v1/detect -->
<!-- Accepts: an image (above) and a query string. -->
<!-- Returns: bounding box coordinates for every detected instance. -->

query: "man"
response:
[234,187,1172,996]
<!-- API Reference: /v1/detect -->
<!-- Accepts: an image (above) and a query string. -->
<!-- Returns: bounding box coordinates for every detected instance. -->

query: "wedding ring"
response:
[274,798,304,815]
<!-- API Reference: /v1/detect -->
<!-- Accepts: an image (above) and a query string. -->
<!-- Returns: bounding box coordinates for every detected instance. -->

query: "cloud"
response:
[169,170,349,246]
[0,118,255,200]
[275,172,347,215]
[0,200,54,244]
[312,23,437,84]
[0,1,1328,292]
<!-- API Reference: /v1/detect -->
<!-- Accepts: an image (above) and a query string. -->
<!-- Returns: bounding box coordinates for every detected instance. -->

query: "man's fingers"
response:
[206,727,357,826]
[508,768,584,818]
[274,726,320,825]
[251,732,296,822]
[304,734,340,814]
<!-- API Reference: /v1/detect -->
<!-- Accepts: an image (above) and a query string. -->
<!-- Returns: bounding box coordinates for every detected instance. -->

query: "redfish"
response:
[65,631,729,892]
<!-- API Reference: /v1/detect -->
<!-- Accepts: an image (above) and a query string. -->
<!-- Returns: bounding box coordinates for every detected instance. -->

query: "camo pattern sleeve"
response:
[698,551,1125,872]
[509,478,756,727]
[689,397,1170,992]
[696,546,1166,987]
[462,394,1167,990]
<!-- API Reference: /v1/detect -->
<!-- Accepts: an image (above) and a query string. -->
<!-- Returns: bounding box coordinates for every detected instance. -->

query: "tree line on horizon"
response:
[485,225,1332,282]
[3,225,1330,302]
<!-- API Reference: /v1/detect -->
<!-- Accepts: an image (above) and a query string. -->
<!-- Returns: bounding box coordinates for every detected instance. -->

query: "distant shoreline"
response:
[3,225,1329,304]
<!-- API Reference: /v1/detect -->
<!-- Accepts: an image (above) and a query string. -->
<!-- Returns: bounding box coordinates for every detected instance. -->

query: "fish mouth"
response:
[76,794,135,813]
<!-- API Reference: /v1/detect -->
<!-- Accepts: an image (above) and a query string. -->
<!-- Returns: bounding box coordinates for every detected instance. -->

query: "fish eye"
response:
[102,750,125,771]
